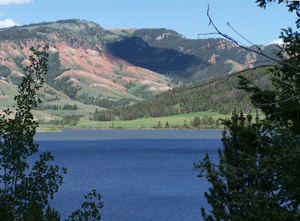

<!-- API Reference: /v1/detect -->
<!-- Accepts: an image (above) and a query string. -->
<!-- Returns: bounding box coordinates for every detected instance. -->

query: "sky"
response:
[0,0,298,46]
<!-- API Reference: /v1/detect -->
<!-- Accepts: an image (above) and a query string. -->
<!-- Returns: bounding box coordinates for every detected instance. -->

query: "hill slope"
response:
[108,28,277,82]
[0,20,172,121]
[0,20,279,122]
[93,67,273,121]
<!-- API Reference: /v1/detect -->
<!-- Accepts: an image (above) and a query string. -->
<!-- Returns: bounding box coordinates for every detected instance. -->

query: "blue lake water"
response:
[33,129,223,220]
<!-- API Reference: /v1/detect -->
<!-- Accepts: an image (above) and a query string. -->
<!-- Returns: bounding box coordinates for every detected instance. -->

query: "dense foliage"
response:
[49,76,82,99]
[0,29,44,41]
[0,46,103,220]
[0,19,118,51]
[0,65,11,78]
[77,92,137,109]
[195,1,300,220]
[45,52,68,83]
[93,68,273,121]
[0,45,65,220]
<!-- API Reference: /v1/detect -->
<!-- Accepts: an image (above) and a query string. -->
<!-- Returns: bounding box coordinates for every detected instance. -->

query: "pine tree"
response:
[215,119,220,127]
[165,121,170,128]
[195,1,300,220]
[183,119,187,128]
[195,110,282,220]
[194,116,201,126]
[158,121,162,128]
[201,116,209,125]
[208,116,215,125]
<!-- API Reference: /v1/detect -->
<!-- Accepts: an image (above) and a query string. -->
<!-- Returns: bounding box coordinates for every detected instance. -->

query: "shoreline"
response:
[34,128,224,140]
[36,127,224,132]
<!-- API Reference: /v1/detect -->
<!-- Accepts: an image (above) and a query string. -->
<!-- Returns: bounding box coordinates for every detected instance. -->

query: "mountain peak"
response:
[133,28,186,43]
[18,19,102,29]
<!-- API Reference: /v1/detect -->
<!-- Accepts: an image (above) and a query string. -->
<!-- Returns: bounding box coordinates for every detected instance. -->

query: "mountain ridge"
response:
[0,19,278,122]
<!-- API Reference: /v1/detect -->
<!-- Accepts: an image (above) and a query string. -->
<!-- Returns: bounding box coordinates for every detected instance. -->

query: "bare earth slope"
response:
[0,20,172,121]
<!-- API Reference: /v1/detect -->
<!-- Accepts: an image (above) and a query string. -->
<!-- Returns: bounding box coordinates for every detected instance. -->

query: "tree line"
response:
[152,116,221,129]
[34,103,78,110]
[93,67,273,121]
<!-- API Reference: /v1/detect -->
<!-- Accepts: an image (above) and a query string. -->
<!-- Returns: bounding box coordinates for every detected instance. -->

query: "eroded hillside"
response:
[0,20,278,122]
[0,20,172,121]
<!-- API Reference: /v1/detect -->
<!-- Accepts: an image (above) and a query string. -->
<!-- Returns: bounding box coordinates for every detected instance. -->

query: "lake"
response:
[33,129,223,220]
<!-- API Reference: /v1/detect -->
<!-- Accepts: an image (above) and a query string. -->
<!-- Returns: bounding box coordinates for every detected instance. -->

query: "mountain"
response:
[0,19,278,122]
[108,36,209,80]
[0,20,171,121]
[109,28,277,82]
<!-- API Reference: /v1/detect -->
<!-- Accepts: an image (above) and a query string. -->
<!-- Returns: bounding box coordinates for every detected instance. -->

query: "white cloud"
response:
[0,0,33,5]
[268,38,284,45]
[0,18,20,28]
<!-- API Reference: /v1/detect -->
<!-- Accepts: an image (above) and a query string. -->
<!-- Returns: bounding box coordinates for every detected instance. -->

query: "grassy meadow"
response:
[38,109,265,131]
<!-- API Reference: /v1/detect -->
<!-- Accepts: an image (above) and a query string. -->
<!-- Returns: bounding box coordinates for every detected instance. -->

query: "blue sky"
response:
[0,0,297,45]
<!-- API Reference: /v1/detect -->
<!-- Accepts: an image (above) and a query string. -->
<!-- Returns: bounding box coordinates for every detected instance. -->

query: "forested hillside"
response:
[108,36,209,79]
[0,19,279,123]
[93,68,273,121]
[108,28,278,82]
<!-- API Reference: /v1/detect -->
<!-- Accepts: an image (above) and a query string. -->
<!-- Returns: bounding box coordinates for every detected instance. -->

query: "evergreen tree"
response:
[195,1,300,220]
[158,121,162,128]
[165,121,169,128]
[201,115,209,125]
[215,119,220,127]
[208,116,215,125]
[183,119,187,128]
[194,116,201,126]
[196,110,274,220]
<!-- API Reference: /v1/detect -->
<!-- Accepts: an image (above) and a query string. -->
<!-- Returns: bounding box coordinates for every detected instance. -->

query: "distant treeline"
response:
[154,116,221,129]
[48,114,83,126]
[93,68,273,121]
[77,92,138,109]
[35,103,78,110]
[0,19,109,51]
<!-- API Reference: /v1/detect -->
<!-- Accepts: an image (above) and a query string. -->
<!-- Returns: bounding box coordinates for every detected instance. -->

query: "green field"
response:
[39,109,265,131]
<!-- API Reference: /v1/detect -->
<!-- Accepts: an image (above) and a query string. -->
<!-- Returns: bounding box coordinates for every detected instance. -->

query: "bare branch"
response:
[205,5,300,72]
[177,64,275,93]
[227,22,262,53]
[177,5,300,109]
[254,94,300,106]
[198,32,219,36]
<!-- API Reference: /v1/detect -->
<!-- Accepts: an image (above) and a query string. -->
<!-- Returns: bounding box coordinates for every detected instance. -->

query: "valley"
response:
[0,19,275,128]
